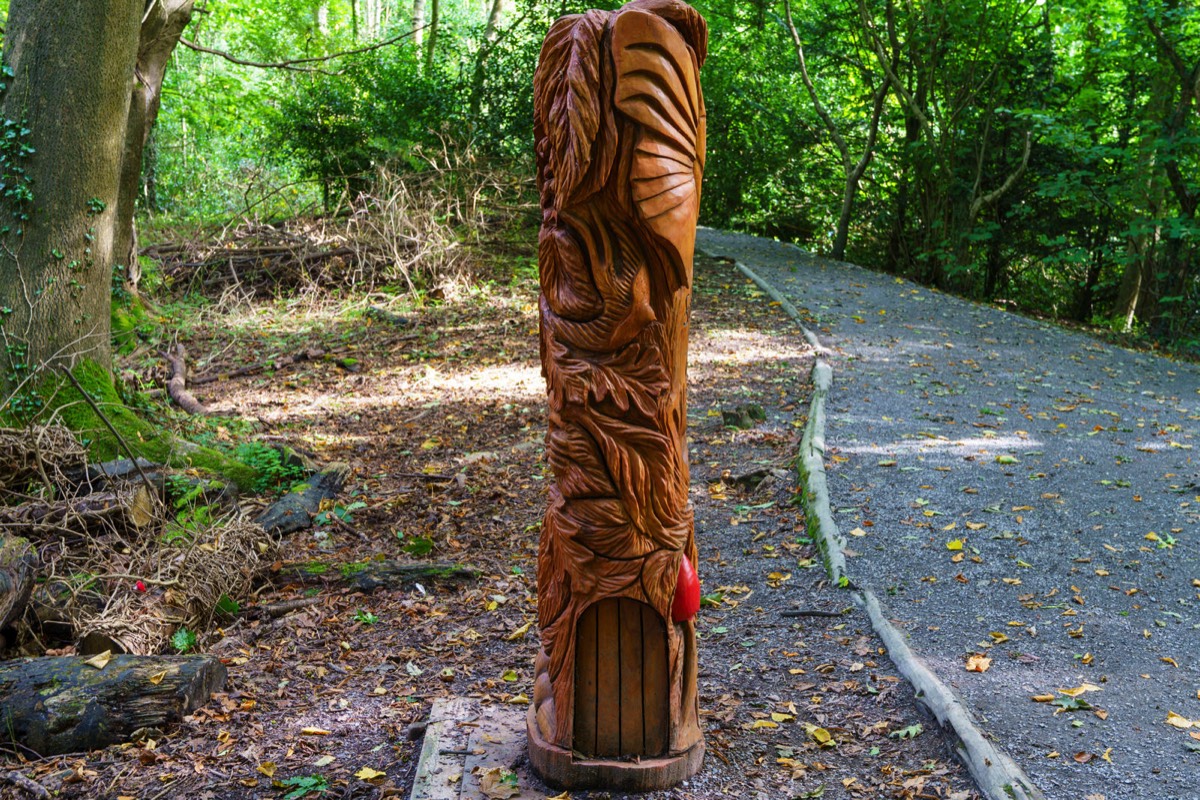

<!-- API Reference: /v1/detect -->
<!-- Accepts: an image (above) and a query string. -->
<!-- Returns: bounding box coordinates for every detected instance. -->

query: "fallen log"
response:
[277,560,479,593]
[190,347,328,386]
[61,457,162,495]
[0,487,157,537]
[0,654,226,755]
[255,462,350,534]
[163,343,209,415]
[0,536,36,630]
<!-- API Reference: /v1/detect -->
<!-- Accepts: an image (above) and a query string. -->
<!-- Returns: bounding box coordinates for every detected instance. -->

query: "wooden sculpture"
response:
[528,0,707,790]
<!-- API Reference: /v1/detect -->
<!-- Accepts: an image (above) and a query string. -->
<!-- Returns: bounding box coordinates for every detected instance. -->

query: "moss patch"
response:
[110,299,148,356]
[4,359,257,490]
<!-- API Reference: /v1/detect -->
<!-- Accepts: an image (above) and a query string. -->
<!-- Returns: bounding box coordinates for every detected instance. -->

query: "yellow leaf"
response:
[804,724,833,746]
[420,437,441,450]
[84,650,114,670]
[965,654,991,673]
[946,539,963,551]
[1031,694,1056,702]
[1145,531,1160,542]
[301,727,332,736]
[506,620,533,641]
[147,670,167,685]
[257,762,276,777]
[988,632,1009,644]
[1002,577,1022,585]
[965,522,986,531]
[749,719,778,730]
[548,793,571,800]
[942,521,957,530]
[1101,748,1113,763]
[771,712,795,723]
[1058,683,1102,698]
[1166,711,1193,729]
[849,527,867,537]
[355,767,386,781]
[1161,657,1179,668]
[507,694,529,705]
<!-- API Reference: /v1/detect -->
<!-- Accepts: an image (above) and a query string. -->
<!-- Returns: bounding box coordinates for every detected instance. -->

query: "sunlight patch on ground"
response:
[690,328,809,365]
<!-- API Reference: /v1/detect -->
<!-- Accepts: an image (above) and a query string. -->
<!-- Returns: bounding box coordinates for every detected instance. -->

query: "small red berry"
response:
[135,580,147,593]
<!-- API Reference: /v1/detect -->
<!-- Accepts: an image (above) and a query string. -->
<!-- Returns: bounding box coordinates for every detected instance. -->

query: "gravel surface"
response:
[698,228,1200,800]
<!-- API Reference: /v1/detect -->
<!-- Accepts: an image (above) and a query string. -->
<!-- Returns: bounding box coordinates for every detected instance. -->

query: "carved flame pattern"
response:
[531,0,707,757]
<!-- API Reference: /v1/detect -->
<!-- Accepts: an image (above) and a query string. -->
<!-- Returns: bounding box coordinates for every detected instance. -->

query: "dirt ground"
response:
[1,254,980,800]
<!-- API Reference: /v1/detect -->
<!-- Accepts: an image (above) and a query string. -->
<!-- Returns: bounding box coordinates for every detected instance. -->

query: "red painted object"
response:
[671,555,700,622]
[135,580,147,593]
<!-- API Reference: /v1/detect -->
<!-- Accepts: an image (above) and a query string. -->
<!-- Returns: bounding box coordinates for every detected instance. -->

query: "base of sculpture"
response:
[526,706,704,792]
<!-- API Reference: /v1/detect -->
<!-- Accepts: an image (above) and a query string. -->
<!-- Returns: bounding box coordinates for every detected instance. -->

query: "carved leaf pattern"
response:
[578,411,675,538]
[533,11,614,209]
[546,425,617,498]
[641,547,682,618]
[613,8,706,266]
[539,224,601,322]
[553,337,669,419]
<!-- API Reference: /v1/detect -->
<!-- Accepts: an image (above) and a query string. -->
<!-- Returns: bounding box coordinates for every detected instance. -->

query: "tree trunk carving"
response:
[527,0,706,790]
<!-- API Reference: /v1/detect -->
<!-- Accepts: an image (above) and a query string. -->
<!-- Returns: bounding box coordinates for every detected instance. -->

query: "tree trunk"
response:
[469,0,506,117]
[0,0,142,403]
[0,654,225,756]
[424,0,440,72]
[413,0,426,48]
[113,0,194,294]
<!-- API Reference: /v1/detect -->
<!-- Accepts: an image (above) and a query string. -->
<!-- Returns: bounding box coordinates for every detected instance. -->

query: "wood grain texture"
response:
[530,0,706,785]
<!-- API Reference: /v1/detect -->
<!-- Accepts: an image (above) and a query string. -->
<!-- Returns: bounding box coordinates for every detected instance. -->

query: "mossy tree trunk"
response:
[0,0,142,407]
[113,0,195,292]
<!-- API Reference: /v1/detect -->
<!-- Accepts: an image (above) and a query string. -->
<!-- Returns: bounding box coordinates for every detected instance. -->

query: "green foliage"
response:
[278,775,329,799]
[234,441,307,493]
[313,499,366,525]
[136,0,1199,354]
[353,609,379,625]
[171,627,198,653]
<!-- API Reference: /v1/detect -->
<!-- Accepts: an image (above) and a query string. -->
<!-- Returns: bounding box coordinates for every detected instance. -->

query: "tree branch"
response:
[783,0,849,168]
[970,130,1032,218]
[179,25,425,73]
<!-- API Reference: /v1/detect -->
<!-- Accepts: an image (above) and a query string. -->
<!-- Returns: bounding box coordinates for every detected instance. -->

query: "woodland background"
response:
[62,0,1200,355]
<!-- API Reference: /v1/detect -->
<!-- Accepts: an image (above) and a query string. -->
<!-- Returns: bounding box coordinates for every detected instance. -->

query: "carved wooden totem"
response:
[528,0,707,790]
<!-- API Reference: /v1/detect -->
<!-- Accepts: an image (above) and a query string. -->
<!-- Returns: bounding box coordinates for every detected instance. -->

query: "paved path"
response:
[698,229,1200,800]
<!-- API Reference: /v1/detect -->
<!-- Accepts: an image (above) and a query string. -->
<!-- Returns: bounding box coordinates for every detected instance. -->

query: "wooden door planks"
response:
[573,602,598,755]
[573,598,667,759]
[641,600,669,756]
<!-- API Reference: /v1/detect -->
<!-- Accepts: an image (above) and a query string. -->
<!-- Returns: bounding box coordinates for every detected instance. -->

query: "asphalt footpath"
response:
[697,228,1200,800]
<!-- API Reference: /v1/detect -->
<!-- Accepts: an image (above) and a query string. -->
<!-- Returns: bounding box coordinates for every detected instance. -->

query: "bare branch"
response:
[179,25,424,73]
[783,0,850,168]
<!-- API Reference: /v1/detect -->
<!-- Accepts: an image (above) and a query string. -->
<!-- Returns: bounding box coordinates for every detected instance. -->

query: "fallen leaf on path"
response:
[355,767,386,781]
[1166,711,1194,729]
[965,654,991,673]
[478,767,520,799]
